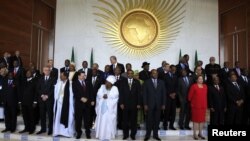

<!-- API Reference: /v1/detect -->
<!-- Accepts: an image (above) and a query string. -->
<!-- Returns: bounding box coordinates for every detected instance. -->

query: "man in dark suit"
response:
[19,70,37,134]
[36,66,55,135]
[143,69,166,141]
[121,63,132,78]
[1,72,18,133]
[29,62,41,125]
[78,61,92,81]
[177,69,192,129]
[72,71,94,139]
[0,52,11,69]
[205,57,221,85]
[109,56,125,75]
[12,60,25,103]
[103,65,111,81]
[48,59,58,84]
[114,67,126,129]
[60,59,70,74]
[183,54,193,75]
[12,51,23,68]
[233,61,243,77]
[139,62,150,81]
[91,63,104,80]
[220,61,230,85]
[163,65,178,130]
[120,70,141,140]
[226,74,245,125]
[208,77,226,125]
[89,69,103,128]
[157,60,167,74]
[176,57,187,77]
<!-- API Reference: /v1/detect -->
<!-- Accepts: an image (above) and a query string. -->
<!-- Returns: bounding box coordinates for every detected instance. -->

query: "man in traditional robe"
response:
[53,72,75,137]
[95,75,119,140]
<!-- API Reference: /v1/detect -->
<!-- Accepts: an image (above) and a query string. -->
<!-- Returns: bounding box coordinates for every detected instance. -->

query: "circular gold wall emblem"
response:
[120,11,158,48]
[94,0,186,58]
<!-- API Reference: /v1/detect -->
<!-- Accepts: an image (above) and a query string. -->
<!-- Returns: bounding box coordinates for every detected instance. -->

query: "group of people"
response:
[0,51,250,141]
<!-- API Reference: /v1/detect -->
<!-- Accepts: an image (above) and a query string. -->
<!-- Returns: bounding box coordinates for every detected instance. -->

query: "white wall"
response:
[54,0,218,71]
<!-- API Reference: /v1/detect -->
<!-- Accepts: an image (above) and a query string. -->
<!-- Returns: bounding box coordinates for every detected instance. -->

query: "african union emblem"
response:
[94,0,186,58]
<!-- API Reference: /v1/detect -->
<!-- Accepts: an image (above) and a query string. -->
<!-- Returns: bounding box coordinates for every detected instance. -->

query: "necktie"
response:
[184,77,189,86]
[82,81,86,91]
[234,82,240,90]
[92,77,96,86]
[215,85,220,91]
[153,79,157,88]
[129,79,132,90]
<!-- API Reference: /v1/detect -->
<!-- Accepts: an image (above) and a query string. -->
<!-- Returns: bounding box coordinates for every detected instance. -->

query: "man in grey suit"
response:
[177,69,192,130]
[143,69,166,141]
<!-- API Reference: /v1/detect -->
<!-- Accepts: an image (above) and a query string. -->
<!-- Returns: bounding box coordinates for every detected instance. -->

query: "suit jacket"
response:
[114,75,126,92]
[233,67,243,77]
[226,81,245,110]
[143,79,166,110]
[177,76,193,104]
[50,67,58,84]
[205,63,221,85]
[90,75,103,101]
[78,68,92,81]
[2,79,18,106]
[0,57,11,68]
[162,72,177,101]
[208,85,226,111]
[120,78,141,109]
[60,67,70,74]
[176,63,188,77]
[21,78,37,106]
[139,70,150,81]
[12,55,23,67]
[11,67,25,102]
[36,75,55,103]
[109,63,125,75]
[220,67,230,80]
[72,79,93,106]
[157,67,164,74]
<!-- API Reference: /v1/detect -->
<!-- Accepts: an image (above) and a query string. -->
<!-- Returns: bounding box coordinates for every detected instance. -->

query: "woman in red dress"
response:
[188,75,207,140]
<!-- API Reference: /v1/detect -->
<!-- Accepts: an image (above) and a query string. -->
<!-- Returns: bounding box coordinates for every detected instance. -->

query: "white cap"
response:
[106,75,116,84]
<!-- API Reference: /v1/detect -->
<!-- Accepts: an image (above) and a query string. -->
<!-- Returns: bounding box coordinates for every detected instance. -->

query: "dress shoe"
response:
[47,131,52,135]
[36,130,46,135]
[10,130,16,133]
[198,134,205,139]
[123,136,128,140]
[179,126,184,130]
[19,129,28,133]
[86,134,91,139]
[76,133,81,139]
[1,129,10,133]
[144,137,150,141]
[29,130,35,134]
[130,136,136,140]
[185,126,191,130]
[193,136,199,140]
[153,136,161,141]
[169,127,176,130]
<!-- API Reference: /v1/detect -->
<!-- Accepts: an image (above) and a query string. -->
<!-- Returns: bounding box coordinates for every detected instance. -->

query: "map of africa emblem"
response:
[94,0,186,58]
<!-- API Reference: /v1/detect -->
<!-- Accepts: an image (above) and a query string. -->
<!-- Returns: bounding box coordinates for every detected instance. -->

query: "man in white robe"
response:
[95,75,119,140]
[53,72,75,137]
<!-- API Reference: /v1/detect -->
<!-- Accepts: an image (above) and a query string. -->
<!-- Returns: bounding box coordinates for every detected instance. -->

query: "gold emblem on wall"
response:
[94,0,186,58]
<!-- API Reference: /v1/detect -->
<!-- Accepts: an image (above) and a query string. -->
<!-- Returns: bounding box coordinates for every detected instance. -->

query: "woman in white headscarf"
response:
[95,75,119,140]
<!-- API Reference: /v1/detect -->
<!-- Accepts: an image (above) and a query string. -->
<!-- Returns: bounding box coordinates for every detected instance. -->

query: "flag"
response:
[71,47,75,63]
[179,49,182,59]
[194,50,198,67]
[90,48,94,67]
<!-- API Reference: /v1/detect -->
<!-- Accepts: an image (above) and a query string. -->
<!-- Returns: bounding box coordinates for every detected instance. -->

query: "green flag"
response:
[179,49,182,59]
[90,48,94,67]
[71,47,75,63]
[194,50,198,67]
